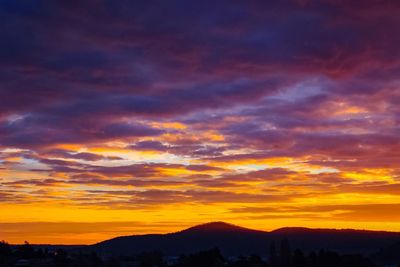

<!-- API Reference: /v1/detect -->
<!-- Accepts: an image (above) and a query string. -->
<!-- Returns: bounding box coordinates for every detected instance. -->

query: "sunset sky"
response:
[1,0,400,244]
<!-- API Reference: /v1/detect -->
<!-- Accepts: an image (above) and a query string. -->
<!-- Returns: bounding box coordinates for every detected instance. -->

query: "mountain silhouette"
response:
[178,221,261,234]
[92,222,400,257]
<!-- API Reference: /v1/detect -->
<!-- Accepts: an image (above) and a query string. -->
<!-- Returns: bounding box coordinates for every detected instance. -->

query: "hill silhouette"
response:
[178,221,258,233]
[92,222,400,257]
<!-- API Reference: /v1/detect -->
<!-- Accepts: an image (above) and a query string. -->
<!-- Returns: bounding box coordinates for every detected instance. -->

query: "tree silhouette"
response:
[292,249,307,267]
[0,241,12,267]
[279,239,291,267]
[137,250,165,267]
[269,241,278,267]
[177,248,224,267]
[53,248,69,267]
[16,241,35,259]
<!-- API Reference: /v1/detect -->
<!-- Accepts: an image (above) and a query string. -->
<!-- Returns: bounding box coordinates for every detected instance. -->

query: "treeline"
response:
[0,241,110,267]
[0,239,393,267]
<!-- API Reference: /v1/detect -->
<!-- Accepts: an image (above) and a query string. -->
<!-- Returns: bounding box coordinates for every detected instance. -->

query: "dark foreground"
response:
[1,240,398,267]
[2,222,400,267]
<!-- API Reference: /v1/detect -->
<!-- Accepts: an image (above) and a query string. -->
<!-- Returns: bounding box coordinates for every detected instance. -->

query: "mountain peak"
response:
[179,221,254,234]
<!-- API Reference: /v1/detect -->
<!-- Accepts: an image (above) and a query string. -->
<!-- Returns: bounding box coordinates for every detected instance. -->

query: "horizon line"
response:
[4,221,400,246]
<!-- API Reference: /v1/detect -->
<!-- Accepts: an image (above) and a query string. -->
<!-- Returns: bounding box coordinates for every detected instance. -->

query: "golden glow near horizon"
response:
[1,99,400,244]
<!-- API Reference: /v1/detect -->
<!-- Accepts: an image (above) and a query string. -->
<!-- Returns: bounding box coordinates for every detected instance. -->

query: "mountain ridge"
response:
[92,222,400,257]
[97,221,400,242]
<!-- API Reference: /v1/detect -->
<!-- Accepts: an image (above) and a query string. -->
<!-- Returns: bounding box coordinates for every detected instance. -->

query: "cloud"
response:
[43,149,122,161]
[130,140,170,152]
[0,114,164,148]
[231,203,400,222]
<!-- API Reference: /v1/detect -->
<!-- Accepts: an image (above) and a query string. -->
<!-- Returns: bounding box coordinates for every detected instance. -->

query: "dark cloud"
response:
[81,188,291,207]
[0,114,164,148]
[130,140,228,158]
[130,140,169,152]
[28,161,225,178]
[2,178,63,187]
[1,0,399,154]
[43,149,122,161]
[68,177,186,188]
[219,168,297,183]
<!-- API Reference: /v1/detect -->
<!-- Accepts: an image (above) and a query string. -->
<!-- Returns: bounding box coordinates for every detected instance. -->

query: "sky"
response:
[0,0,400,244]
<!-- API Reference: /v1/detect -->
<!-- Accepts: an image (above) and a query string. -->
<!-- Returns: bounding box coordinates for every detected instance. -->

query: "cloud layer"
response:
[1,0,400,244]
